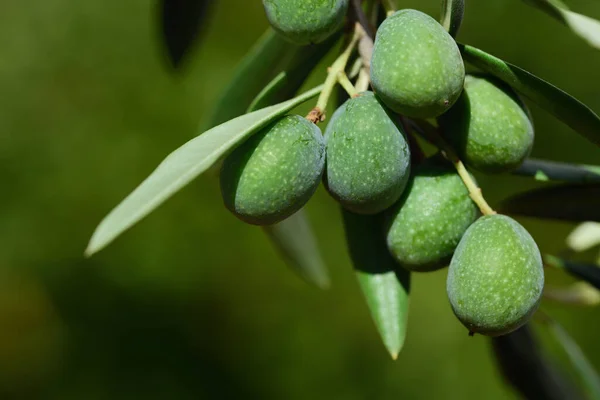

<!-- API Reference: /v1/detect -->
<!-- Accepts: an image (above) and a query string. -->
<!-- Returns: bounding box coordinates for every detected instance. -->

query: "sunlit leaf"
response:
[567,222,600,252]
[543,317,600,400]
[544,254,600,290]
[86,85,323,256]
[459,44,600,147]
[492,324,583,400]
[514,159,600,184]
[342,209,410,359]
[160,0,212,68]
[263,209,330,289]
[440,0,465,37]
[524,0,600,49]
[499,184,600,222]
[544,282,600,307]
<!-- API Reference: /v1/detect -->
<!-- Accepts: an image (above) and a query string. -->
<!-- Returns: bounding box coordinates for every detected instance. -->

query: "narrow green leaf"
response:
[492,324,583,400]
[85,85,323,256]
[247,72,289,113]
[544,254,600,291]
[545,318,600,400]
[499,184,600,222]
[206,29,337,129]
[263,209,330,289]
[513,158,600,184]
[342,209,410,359]
[524,0,600,49]
[440,0,465,38]
[544,282,600,307]
[459,44,600,147]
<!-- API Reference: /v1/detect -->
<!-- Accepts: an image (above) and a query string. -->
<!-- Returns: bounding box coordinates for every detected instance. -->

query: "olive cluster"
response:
[220,0,544,336]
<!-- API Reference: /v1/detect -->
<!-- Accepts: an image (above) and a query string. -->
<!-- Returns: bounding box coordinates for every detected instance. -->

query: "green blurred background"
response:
[1,0,600,398]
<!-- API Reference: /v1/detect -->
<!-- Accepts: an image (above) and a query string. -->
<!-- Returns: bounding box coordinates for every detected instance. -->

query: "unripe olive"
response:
[439,75,534,173]
[262,0,348,45]
[324,92,411,214]
[447,215,544,336]
[386,156,479,272]
[220,115,325,225]
[370,9,465,118]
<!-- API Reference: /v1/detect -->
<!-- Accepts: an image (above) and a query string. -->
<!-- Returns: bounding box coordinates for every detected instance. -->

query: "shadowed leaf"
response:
[459,44,600,148]
[544,254,600,290]
[86,86,323,256]
[263,210,330,289]
[160,0,212,69]
[342,209,410,359]
[492,324,583,400]
[441,0,465,37]
[513,159,600,184]
[206,30,338,129]
[542,317,600,400]
[524,0,600,49]
[499,184,600,222]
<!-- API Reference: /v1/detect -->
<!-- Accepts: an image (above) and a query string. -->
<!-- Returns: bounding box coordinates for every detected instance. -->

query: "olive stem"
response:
[337,71,359,97]
[306,23,364,123]
[409,119,496,216]
[355,68,370,93]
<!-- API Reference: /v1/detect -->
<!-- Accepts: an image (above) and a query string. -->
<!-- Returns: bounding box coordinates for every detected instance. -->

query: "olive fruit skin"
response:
[447,215,544,336]
[262,0,348,45]
[220,115,325,225]
[440,75,534,173]
[324,92,411,215]
[370,9,465,118]
[386,156,479,272]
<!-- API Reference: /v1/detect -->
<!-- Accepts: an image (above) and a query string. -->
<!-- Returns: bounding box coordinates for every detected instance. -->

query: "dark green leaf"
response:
[263,209,330,289]
[206,29,338,129]
[523,0,600,49]
[544,254,600,291]
[544,317,600,400]
[342,209,410,359]
[459,44,600,147]
[160,0,212,69]
[499,184,600,222]
[492,324,583,400]
[85,85,323,256]
[513,159,600,184]
[441,0,465,38]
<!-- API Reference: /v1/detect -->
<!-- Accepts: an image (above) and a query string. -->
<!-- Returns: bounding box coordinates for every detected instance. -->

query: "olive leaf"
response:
[499,184,600,222]
[206,29,337,128]
[342,209,410,359]
[543,317,600,400]
[544,254,600,291]
[523,0,600,49]
[567,222,600,253]
[263,210,330,289]
[459,44,600,148]
[85,85,323,256]
[492,324,583,400]
[160,0,212,69]
[513,158,600,184]
[440,0,465,38]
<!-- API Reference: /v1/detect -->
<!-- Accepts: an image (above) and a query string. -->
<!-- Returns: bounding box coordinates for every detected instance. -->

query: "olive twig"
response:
[337,71,359,97]
[409,119,496,216]
[306,23,365,123]
[355,68,370,93]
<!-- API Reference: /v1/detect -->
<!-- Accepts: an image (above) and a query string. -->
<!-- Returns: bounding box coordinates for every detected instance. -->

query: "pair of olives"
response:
[220,2,544,336]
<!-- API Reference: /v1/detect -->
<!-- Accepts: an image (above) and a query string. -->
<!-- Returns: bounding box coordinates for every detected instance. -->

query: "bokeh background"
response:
[1,0,600,398]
